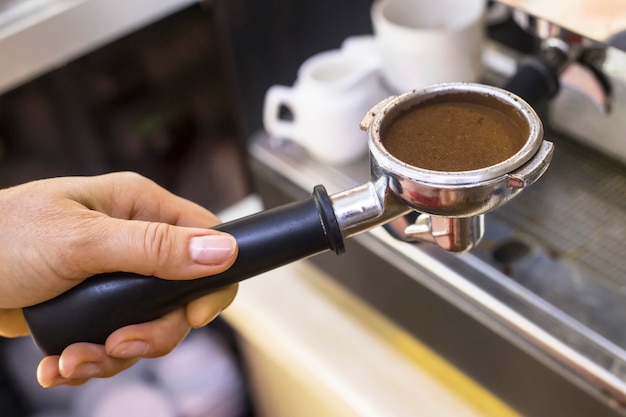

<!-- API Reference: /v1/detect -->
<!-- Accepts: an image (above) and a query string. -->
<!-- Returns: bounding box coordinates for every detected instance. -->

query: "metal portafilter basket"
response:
[24,83,554,356]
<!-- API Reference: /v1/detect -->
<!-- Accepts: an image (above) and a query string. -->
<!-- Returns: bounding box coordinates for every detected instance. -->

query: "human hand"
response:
[0,172,238,387]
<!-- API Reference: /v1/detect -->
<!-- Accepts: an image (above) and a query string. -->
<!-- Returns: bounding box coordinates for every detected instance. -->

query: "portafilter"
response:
[24,83,554,356]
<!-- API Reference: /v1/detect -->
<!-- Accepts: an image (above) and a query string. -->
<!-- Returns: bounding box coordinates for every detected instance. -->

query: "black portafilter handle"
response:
[23,185,344,356]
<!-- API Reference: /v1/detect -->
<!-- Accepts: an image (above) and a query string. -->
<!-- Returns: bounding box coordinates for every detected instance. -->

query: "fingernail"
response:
[109,340,150,359]
[41,376,71,388]
[68,362,102,379]
[190,234,237,265]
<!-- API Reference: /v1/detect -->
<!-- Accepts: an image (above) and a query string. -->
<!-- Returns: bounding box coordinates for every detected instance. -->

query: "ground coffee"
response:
[381,94,528,172]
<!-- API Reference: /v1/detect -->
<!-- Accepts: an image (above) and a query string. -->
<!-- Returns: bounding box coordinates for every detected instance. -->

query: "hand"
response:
[0,172,239,387]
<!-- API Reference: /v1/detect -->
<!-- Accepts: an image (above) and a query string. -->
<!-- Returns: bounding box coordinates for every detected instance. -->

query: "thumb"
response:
[82,218,238,280]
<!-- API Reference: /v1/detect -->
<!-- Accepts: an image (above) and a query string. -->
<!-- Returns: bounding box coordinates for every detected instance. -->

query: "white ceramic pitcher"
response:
[263,38,387,166]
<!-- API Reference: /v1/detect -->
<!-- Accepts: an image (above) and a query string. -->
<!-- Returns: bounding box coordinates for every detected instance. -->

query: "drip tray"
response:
[475,135,626,347]
[248,130,626,417]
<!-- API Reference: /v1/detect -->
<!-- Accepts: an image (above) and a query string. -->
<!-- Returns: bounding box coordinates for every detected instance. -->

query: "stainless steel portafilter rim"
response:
[355,82,553,219]
[368,82,545,186]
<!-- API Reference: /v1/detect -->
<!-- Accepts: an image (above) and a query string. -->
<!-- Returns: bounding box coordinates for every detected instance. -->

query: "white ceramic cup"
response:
[263,39,387,166]
[371,0,486,93]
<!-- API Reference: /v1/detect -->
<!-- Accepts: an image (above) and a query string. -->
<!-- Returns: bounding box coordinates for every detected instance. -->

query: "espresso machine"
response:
[221,1,626,416]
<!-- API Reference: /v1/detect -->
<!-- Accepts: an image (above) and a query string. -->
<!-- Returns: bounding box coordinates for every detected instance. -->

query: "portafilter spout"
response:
[24,83,553,357]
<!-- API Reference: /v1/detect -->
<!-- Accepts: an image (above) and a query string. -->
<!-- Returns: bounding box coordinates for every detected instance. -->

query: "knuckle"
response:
[109,172,154,196]
[142,222,175,272]
[52,214,107,278]
[114,171,147,184]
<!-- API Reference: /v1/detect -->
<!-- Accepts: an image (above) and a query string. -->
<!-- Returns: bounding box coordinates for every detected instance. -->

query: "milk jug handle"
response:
[263,85,299,142]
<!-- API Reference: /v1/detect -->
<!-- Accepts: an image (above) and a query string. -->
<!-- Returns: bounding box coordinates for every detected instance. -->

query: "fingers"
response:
[36,340,153,387]
[37,348,139,387]
[71,172,222,228]
[0,309,29,337]
[24,172,241,388]
[36,284,235,387]
[63,173,240,281]
[37,307,191,387]
[81,220,239,279]
[38,355,83,387]
[186,284,238,328]
[105,307,191,359]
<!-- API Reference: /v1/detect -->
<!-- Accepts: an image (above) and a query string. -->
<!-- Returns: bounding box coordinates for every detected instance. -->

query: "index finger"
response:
[66,172,222,228]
